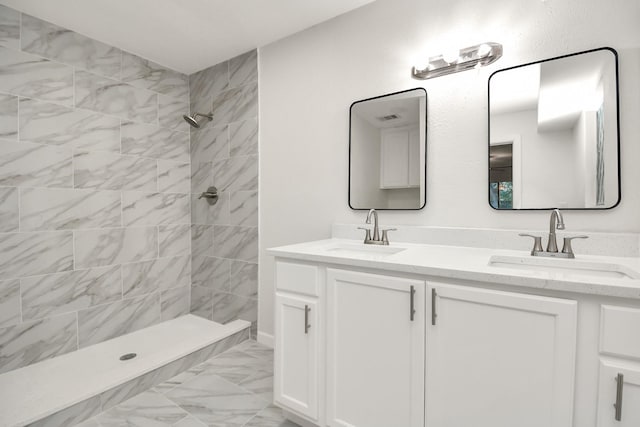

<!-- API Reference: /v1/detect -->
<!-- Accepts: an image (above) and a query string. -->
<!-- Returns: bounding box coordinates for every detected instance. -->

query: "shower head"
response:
[183,112,213,129]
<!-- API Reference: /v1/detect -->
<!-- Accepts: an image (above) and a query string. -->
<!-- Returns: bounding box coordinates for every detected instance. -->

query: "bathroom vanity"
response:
[267,238,640,427]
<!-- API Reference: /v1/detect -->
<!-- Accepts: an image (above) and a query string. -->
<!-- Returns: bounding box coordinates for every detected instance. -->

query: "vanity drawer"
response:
[600,305,640,359]
[276,261,320,296]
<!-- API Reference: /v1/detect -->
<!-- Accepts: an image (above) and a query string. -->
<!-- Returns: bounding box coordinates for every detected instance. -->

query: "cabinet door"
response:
[274,293,319,422]
[380,129,410,188]
[426,282,577,427]
[597,361,640,426]
[326,269,425,427]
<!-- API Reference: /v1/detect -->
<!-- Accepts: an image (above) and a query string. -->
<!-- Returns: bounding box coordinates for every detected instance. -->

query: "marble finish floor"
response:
[75,340,297,427]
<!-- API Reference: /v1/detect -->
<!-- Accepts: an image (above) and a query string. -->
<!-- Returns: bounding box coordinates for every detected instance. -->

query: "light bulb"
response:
[442,49,460,65]
[477,43,492,58]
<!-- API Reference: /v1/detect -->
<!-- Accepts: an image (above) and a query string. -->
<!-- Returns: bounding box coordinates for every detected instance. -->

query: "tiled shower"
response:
[0,3,259,376]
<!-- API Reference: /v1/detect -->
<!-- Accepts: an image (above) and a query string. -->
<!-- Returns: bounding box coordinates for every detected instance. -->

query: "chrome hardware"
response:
[357,227,372,243]
[562,236,589,258]
[546,209,565,253]
[410,286,416,321]
[519,233,543,255]
[431,288,437,326]
[304,305,311,334]
[614,373,624,421]
[365,209,380,242]
[198,186,218,206]
[363,210,394,245]
[382,228,397,245]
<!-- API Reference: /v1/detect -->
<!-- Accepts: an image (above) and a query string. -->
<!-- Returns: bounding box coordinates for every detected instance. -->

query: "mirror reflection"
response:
[489,48,619,210]
[349,88,427,210]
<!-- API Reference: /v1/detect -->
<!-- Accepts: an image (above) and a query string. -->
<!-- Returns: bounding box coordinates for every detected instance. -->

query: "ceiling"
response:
[0,0,376,74]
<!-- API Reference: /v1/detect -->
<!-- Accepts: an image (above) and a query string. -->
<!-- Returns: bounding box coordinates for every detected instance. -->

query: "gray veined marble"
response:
[230,191,258,226]
[212,225,258,262]
[78,292,160,348]
[212,292,257,327]
[0,140,73,188]
[158,161,190,194]
[0,187,18,232]
[208,191,231,225]
[191,256,230,291]
[191,225,213,257]
[229,118,258,157]
[213,155,258,192]
[122,255,191,297]
[75,70,158,123]
[0,5,20,49]
[121,51,189,100]
[159,224,191,258]
[190,162,213,197]
[0,93,18,140]
[159,94,190,133]
[153,364,208,395]
[245,405,299,427]
[21,14,121,79]
[21,265,122,321]
[190,285,213,320]
[20,188,122,231]
[174,414,209,427]
[229,261,258,298]
[161,285,191,321]
[229,50,258,89]
[122,192,190,226]
[28,395,102,427]
[0,231,73,280]
[121,121,190,162]
[190,124,229,163]
[0,312,77,374]
[0,46,74,106]
[0,279,19,328]
[74,227,158,269]
[74,151,157,191]
[211,82,258,127]
[189,62,229,115]
[19,98,121,152]
[97,390,189,426]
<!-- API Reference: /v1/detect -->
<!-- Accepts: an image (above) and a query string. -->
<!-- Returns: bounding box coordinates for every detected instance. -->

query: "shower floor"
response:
[75,340,296,427]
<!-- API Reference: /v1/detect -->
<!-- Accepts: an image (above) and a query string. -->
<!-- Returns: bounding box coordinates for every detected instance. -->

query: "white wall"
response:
[259,0,640,336]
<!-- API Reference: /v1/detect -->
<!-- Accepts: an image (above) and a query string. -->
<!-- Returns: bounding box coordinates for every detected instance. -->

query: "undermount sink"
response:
[488,255,640,280]
[325,242,406,257]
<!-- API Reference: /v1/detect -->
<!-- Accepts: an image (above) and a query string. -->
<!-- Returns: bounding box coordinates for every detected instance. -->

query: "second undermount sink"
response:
[488,255,640,280]
[325,242,406,258]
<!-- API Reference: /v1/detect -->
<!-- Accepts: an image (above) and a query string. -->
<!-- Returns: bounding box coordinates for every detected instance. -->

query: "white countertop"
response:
[267,239,640,299]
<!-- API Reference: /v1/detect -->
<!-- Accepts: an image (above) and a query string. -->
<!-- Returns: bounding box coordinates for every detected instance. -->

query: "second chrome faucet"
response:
[519,209,588,258]
[359,209,396,245]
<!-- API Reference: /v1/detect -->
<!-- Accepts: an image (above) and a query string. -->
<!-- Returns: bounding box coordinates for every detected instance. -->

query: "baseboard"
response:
[257,330,274,348]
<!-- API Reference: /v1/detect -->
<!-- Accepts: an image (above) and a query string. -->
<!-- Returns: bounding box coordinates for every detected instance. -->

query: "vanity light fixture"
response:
[411,42,503,80]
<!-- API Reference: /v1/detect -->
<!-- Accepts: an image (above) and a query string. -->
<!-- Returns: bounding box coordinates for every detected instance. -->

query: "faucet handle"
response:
[561,235,588,257]
[519,233,543,255]
[381,228,397,245]
[357,227,372,243]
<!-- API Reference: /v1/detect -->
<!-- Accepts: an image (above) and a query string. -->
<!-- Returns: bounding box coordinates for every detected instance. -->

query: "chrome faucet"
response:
[547,208,565,252]
[366,209,380,241]
[519,209,588,258]
[358,209,396,245]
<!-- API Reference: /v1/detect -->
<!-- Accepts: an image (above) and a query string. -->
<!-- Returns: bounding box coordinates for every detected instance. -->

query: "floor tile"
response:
[96,390,189,426]
[244,405,299,427]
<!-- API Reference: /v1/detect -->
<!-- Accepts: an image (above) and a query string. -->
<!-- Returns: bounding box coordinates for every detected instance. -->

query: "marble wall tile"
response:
[212,225,258,262]
[78,292,160,348]
[74,151,157,191]
[21,265,121,321]
[208,191,230,225]
[0,187,18,232]
[190,255,214,288]
[0,279,19,328]
[229,50,258,89]
[158,161,190,194]
[0,231,73,280]
[19,98,120,152]
[122,192,190,226]
[121,51,189,100]
[0,46,74,106]
[20,188,121,231]
[0,5,20,49]
[190,124,228,163]
[213,155,258,192]
[122,255,190,297]
[191,162,212,196]
[230,191,258,226]
[28,395,102,427]
[211,82,258,127]
[229,261,258,298]
[21,14,121,79]
[189,62,228,114]
[159,224,190,258]
[192,256,229,291]
[0,140,72,188]
[229,118,258,157]
[0,94,18,140]
[161,285,191,321]
[121,121,190,162]
[212,293,257,331]
[0,312,77,374]
[75,70,157,123]
[75,227,157,269]
[159,94,189,132]
[191,225,212,257]
[190,285,212,320]
[190,193,208,225]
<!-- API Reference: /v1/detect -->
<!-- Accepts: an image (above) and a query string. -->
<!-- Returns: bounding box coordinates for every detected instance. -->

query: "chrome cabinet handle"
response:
[410,285,416,321]
[614,373,624,421]
[304,305,311,334]
[431,288,437,326]
[519,233,543,255]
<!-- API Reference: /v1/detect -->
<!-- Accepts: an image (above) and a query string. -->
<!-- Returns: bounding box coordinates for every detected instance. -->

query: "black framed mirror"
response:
[488,47,620,210]
[349,88,427,210]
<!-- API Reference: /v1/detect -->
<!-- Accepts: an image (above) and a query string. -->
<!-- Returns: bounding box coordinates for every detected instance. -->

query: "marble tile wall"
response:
[0,5,192,374]
[188,50,259,337]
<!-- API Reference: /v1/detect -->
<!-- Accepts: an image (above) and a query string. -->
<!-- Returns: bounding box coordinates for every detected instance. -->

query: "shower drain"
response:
[119,353,137,361]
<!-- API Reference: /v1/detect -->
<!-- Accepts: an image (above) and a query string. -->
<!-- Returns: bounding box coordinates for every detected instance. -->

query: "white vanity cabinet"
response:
[425,283,578,427]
